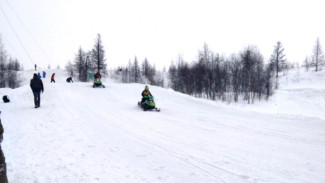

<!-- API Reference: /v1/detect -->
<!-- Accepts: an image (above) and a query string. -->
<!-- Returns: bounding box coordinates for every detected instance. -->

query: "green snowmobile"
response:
[138,95,160,112]
[89,73,105,88]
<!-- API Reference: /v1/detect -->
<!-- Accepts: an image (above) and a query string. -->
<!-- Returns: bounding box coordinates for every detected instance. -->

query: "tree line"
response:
[113,57,165,87]
[65,33,107,82]
[168,44,283,104]
[302,38,325,72]
[112,42,287,103]
[65,32,166,87]
[0,36,22,89]
[112,38,324,103]
[65,34,323,103]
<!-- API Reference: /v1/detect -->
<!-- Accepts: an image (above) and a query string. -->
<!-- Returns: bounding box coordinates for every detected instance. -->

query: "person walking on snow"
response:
[51,73,55,83]
[30,73,44,108]
[141,85,153,103]
[42,71,46,78]
[37,72,41,79]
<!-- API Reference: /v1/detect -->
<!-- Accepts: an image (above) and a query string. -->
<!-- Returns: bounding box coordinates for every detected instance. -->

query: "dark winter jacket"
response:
[0,119,4,161]
[30,74,44,93]
[0,119,3,143]
[94,72,101,79]
[141,90,152,97]
[66,77,73,83]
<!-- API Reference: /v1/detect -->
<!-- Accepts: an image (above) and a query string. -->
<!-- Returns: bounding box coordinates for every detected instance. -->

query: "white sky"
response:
[0,0,324,70]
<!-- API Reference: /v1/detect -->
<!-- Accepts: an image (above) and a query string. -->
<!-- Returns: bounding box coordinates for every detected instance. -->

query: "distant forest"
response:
[1,32,324,103]
[1,31,323,104]
[0,37,22,89]
[66,34,324,103]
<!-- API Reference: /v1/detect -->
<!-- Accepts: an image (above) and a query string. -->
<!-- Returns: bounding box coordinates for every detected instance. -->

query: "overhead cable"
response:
[4,0,54,65]
[0,5,35,65]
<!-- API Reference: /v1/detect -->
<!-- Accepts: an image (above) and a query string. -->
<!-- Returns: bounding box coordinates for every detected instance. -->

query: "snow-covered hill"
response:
[0,68,324,183]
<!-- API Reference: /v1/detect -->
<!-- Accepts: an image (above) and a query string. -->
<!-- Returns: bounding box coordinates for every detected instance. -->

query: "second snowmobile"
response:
[89,73,105,88]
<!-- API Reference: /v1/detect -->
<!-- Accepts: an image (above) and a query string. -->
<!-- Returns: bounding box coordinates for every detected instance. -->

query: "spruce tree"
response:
[91,33,107,73]
[312,38,324,71]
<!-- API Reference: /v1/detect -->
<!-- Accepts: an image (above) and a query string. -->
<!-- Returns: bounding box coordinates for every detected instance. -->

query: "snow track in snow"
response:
[1,69,325,183]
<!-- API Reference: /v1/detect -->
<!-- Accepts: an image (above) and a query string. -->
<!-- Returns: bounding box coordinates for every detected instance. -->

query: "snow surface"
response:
[0,68,325,183]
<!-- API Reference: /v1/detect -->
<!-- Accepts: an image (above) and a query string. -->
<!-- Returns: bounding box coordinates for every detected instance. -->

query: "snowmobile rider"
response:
[141,85,153,103]
[51,73,55,83]
[94,71,101,79]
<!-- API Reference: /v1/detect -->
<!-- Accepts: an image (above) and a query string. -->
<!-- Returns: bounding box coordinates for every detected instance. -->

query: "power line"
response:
[4,0,54,65]
[0,4,35,65]
[1,36,24,62]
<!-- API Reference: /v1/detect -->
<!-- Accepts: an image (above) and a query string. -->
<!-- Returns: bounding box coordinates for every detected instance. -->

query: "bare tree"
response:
[141,58,156,85]
[65,61,74,78]
[302,56,310,72]
[168,62,178,90]
[73,47,86,81]
[0,37,7,87]
[312,38,324,71]
[131,56,141,83]
[270,41,286,89]
[0,38,21,88]
[229,54,241,102]
[7,58,21,88]
[240,46,264,104]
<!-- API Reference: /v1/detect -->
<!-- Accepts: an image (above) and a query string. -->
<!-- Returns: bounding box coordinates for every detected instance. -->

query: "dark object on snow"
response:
[30,73,44,108]
[30,74,44,93]
[0,118,9,183]
[2,96,9,103]
[51,73,55,83]
[66,77,73,83]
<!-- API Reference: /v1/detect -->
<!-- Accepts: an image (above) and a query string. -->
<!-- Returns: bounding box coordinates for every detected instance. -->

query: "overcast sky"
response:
[0,0,324,70]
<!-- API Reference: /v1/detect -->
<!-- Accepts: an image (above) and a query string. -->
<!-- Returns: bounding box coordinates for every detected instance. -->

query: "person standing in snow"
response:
[30,73,44,108]
[34,64,37,71]
[42,71,46,78]
[51,73,55,83]
[0,111,9,183]
[37,72,41,79]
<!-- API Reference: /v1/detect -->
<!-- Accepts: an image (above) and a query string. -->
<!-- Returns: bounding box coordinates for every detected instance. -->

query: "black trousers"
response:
[33,92,41,107]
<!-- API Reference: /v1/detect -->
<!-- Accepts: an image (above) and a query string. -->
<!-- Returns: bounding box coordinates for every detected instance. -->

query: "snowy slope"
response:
[0,68,325,183]
[233,68,325,120]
